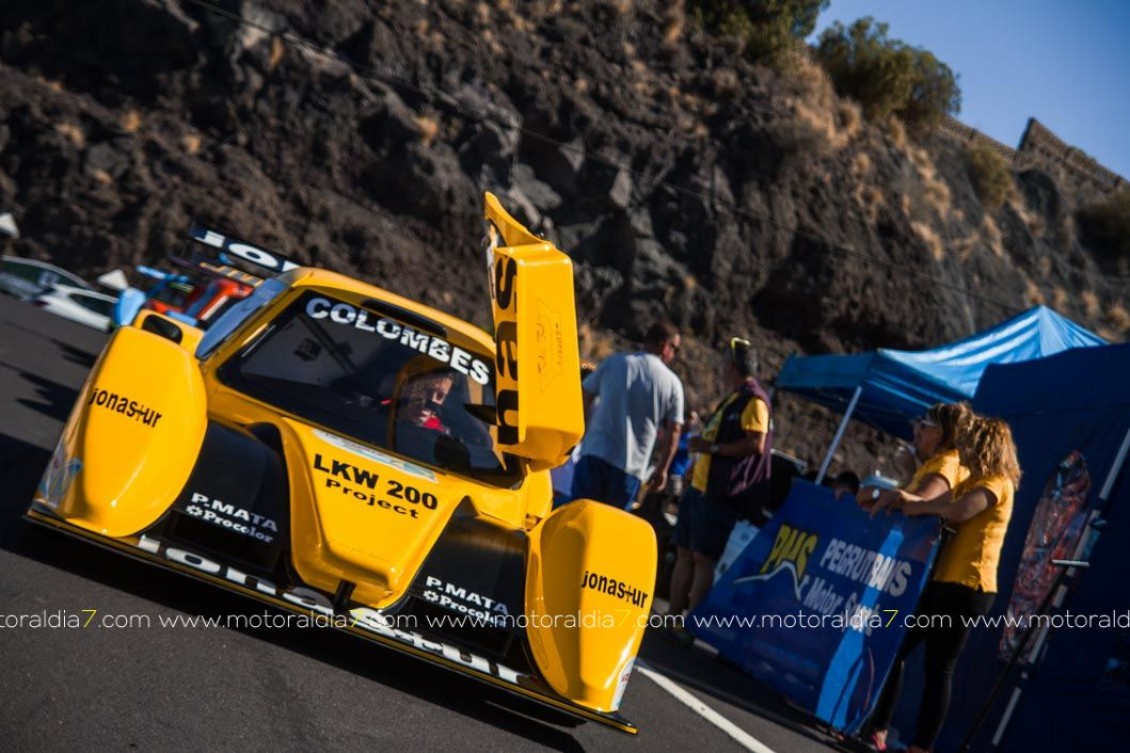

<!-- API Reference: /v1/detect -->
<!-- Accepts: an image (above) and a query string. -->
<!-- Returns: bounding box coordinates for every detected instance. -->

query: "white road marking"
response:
[636,660,778,753]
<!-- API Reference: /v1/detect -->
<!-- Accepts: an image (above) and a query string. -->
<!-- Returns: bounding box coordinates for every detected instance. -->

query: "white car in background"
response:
[31,283,117,331]
[0,256,93,300]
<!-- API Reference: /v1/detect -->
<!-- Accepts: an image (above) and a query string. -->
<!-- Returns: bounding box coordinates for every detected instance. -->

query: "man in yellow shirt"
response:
[667,338,771,639]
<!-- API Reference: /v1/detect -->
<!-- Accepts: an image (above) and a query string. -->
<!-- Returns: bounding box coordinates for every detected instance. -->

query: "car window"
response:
[1,258,89,288]
[1,258,87,299]
[73,291,115,316]
[216,291,517,487]
[1,260,35,284]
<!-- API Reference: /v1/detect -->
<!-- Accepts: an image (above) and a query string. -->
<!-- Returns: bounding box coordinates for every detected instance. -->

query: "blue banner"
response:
[689,480,941,734]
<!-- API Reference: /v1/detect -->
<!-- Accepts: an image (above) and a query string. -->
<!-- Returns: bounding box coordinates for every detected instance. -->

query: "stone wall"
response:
[1016,118,1126,195]
[941,115,1125,201]
[939,116,1016,163]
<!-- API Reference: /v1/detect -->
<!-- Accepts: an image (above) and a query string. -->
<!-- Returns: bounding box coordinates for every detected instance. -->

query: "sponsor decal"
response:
[87,388,163,428]
[730,530,913,635]
[304,297,491,385]
[612,657,635,710]
[490,251,521,445]
[312,453,438,518]
[190,227,298,275]
[421,575,511,627]
[731,524,819,599]
[580,570,649,608]
[313,429,436,482]
[198,261,262,287]
[535,300,565,391]
[132,535,524,685]
[38,441,81,511]
[182,492,278,543]
[348,607,523,684]
[816,538,911,598]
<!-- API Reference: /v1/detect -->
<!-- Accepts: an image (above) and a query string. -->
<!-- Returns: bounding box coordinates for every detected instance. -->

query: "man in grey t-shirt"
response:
[571,320,685,509]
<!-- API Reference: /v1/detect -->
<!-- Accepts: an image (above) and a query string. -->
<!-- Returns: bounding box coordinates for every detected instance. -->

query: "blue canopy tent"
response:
[776,306,1106,481]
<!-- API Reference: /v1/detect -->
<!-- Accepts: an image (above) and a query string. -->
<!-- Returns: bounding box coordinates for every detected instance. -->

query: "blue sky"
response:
[809,0,1130,180]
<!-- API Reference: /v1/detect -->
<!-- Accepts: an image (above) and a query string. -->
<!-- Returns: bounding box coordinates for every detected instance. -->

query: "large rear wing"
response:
[179,224,301,283]
[114,226,300,329]
[483,193,583,472]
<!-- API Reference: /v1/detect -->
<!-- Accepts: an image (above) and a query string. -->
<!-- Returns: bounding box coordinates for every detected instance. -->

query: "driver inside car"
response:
[397,370,455,433]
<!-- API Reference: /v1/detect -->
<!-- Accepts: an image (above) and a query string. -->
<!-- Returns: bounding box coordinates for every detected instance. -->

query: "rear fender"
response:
[525,500,657,712]
[36,313,207,537]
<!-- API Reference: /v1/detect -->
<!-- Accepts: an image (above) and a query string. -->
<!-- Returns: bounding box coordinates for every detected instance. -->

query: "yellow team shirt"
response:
[690,393,769,493]
[933,474,1015,592]
[908,449,970,495]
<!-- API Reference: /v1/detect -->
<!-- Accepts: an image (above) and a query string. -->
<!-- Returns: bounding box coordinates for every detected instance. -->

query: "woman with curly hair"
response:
[859,401,976,509]
[865,416,1022,752]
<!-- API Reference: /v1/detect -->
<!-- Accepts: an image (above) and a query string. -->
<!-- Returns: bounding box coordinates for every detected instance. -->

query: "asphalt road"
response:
[0,294,843,753]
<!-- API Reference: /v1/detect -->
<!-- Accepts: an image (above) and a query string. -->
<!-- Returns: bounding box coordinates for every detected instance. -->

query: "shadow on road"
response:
[0,434,50,550]
[628,493,850,752]
[16,370,81,422]
[0,436,586,751]
[638,629,854,750]
[0,300,589,748]
[51,337,99,369]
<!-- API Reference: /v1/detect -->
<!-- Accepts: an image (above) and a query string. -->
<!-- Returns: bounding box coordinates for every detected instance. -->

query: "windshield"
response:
[196,277,287,359]
[216,291,518,487]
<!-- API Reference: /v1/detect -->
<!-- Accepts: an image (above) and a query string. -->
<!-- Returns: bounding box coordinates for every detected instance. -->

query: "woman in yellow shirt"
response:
[859,401,975,509]
[866,416,1021,752]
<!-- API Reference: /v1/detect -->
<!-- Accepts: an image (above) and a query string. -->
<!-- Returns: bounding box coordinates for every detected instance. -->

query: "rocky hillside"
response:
[1,0,1125,473]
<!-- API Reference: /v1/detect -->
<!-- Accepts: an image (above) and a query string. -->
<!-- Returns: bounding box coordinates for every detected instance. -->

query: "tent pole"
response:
[1098,425,1130,508]
[816,386,861,484]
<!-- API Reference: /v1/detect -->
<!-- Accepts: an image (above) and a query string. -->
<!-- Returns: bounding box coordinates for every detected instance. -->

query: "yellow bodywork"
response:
[527,501,657,711]
[30,193,656,724]
[39,314,208,536]
[485,192,584,471]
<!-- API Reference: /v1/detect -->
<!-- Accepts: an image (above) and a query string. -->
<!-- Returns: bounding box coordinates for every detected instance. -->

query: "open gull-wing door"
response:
[483,193,583,472]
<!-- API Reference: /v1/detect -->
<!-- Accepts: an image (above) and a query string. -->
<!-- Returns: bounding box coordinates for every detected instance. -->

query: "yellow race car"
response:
[26,193,656,734]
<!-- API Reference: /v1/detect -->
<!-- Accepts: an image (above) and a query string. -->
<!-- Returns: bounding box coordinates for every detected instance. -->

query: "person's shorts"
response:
[570,455,642,510]
[672,486,743,561]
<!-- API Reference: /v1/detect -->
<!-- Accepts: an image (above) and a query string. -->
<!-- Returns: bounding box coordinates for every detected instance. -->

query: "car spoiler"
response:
[183,223,301,279]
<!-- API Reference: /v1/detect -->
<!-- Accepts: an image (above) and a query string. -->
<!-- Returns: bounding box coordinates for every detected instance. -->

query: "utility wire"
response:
[177,0,1100,316]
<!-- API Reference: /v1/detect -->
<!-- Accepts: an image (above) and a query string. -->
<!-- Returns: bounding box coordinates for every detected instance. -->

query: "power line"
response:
[177,0,1072,316]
